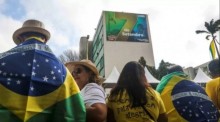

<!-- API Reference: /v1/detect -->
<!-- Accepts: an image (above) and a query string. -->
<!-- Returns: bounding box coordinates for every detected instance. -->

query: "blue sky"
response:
[1,0,25,20]
[0,0,219,68]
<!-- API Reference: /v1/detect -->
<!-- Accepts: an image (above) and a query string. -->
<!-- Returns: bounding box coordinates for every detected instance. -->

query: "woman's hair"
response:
[109,61,149,107]
[82,65,102,85]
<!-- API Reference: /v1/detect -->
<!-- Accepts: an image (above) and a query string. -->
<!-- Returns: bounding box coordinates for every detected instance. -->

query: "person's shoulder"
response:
[147,87,159,96]
[84,83,104,91]
[213,77,220,81]
[207,77,220,84]
[146,87,163,103]
[85,83,100,87]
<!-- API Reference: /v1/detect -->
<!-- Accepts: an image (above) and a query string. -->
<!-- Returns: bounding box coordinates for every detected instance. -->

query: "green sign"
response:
[105,11,149,42]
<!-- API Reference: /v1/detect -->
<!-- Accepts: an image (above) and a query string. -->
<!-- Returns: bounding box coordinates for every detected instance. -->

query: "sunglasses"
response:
[72,68,83,75]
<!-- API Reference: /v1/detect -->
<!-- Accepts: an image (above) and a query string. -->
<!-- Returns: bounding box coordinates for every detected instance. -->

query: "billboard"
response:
[105,11,149,42]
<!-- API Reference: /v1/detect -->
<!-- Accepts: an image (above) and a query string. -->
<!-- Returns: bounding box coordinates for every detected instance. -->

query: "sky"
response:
[0,0,219,68]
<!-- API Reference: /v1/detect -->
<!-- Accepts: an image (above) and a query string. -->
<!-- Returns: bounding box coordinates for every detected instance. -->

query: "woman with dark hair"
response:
[106,61,167,122]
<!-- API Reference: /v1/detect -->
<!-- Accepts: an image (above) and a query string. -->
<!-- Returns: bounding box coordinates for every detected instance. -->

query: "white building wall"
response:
[104,41,155,77]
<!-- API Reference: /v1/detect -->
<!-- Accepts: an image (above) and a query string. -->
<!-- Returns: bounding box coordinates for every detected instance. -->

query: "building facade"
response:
[79,36,89,60]
[81,11,155,78]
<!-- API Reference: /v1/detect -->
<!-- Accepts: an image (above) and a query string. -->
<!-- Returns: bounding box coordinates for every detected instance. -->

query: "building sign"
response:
[105,11,149,42]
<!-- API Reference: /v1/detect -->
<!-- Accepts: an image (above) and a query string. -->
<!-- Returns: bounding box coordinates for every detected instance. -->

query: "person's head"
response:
[167,65,184,74]
[118,61,148,88]
[110,61,149,107]
[208,59,220,78]
[65,59,102,90]
[13,19,50,45]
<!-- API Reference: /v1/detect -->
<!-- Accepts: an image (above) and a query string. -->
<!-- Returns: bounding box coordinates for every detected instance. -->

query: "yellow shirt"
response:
[107,87,166,122]
[206,77,220,110]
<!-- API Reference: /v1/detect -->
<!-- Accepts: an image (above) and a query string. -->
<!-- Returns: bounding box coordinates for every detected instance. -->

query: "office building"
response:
[80,11,155,77]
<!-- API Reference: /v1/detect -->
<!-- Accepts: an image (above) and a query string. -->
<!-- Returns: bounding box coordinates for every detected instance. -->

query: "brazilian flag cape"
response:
[156,72,219,122]
[0,38,86,122]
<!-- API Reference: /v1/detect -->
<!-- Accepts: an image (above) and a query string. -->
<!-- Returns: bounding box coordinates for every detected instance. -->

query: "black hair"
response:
[108,61,148,108]
[167,65,183,74]
[208,59,220,78]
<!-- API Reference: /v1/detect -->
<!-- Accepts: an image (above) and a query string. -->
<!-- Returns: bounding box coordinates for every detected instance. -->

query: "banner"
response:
[105,11,149,42]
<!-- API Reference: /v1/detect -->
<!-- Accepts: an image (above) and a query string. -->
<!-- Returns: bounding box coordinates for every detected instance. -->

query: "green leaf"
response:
[210,19,214,26]
[195,30,209,34]
[205,22,210,28]
[213,19,220,27]
[205,35,211,40]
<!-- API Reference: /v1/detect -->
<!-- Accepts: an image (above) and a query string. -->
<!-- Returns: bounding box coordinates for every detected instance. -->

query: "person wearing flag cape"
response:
[156,65,219,122]
[206,59,220,110]
[0,19,86,122]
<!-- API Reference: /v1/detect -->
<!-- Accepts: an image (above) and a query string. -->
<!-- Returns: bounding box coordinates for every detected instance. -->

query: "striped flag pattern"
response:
[0,38,86,122]
[210,40,216,59]
[158,75,219,122]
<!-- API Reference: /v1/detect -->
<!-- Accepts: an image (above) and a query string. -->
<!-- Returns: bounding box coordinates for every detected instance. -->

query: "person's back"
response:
[156,65,219,122]
[0,19,86,122]
[107,61,168,122]
[206,59,220,110]
[107,87,166,122]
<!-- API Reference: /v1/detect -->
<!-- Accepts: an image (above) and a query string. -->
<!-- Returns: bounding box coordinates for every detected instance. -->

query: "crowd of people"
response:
[0,19,220,122]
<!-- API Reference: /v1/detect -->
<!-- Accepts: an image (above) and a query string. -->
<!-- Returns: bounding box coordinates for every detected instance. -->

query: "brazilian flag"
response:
[210,40,217,59]
[0,39,86,122]
[156,73,219,122]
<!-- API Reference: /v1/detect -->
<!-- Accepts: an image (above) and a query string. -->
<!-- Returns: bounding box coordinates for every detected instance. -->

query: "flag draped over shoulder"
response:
[0,39,86,122]
[158,75,219,122]
[156,72,187,94]
[210,40,216,59]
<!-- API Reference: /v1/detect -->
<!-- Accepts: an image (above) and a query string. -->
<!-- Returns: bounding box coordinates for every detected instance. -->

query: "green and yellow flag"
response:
[210,40,216,59]
[0,39,86,122]
[157,74,219,122]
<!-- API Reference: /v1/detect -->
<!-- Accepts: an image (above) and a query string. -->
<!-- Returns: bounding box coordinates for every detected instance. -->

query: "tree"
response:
[157,60,173,80]
[138,56,147,67]
[196,19,220,58]
[58,49,79,63]
[138,57,173,80]
[138,57,158,78]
